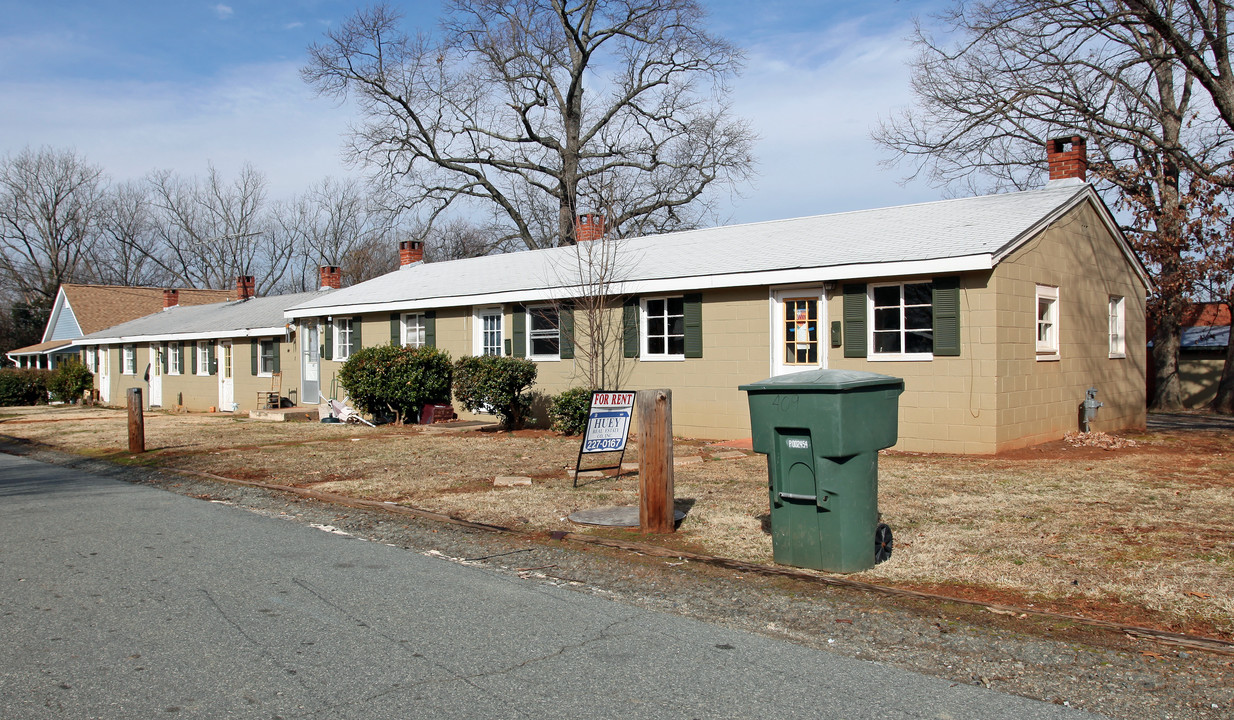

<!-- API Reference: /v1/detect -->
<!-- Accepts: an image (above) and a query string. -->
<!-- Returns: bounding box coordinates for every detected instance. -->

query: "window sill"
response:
[868,353,933,362]
[640,354,686,362]
[1109,352,1126,359]
[1036,353,1060,362]
[529,356,560,362]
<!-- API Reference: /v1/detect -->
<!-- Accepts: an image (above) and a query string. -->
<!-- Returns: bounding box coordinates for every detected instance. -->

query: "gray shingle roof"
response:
[78,291,327,343]
[286,182,1101,316]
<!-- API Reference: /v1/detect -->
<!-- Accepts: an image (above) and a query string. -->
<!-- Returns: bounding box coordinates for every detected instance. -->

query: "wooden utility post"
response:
[127,388,145,454]
[637,389,674,533]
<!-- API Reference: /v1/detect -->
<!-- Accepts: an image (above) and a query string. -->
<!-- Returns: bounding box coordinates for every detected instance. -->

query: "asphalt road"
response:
[0,453,1102,719]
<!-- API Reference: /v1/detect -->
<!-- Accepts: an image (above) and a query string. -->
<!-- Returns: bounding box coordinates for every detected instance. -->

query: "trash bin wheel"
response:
[874,523,893,564]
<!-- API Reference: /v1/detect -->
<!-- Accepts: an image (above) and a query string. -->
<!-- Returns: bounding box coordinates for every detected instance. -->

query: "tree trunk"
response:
[1150,317,1185,411]
[1211,300,1234,414]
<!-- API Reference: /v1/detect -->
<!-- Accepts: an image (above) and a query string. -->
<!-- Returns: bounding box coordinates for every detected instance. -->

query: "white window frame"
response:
[333,317,354,361]
[641,295,686,361]
[196,340,211,375]
[122,345,136,375]
[258,339,276,377]
[1036,284,1060,360]
[401,313,426,348]
[474,307,503,356]
[1108,295,1126,359]
[167,341,181,375]
[527,304,560,361]
[867,281,934,362]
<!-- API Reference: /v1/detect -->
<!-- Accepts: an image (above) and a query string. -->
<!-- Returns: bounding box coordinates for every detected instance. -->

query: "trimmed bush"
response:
[338,345,453,424]
[0,369,51,406]
[550,387,592,435]
[452,355,538,429]
[48,359,93,403]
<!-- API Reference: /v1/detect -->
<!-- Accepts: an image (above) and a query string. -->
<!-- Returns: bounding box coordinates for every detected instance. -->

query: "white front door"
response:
[771,288,827,376]
[97,347,110,404]
[218,341,234,411]
[149,344,163,407]
[301,321,320,405]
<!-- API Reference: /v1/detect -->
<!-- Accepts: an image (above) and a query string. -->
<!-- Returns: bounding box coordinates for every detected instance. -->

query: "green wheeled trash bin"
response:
[739,369,904,573]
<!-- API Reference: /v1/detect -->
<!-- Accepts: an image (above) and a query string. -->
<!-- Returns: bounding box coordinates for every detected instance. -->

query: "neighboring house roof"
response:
[285,180,1150,318]
[1182,325,1230,349]
[43,284,235,343]
[76,291,327,344]
[5,340,72,358]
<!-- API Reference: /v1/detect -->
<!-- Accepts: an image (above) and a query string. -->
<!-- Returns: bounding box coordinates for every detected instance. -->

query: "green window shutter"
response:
[559,302,574,360]
[424,311,437,348]
[623,297,640,358]
[161,343,168,373]
[191,343,199,373]
[932,276,962,356]
[323,319,333,361]
[512,304,526,358]
[390,313,400,346]
[843,284,867,358]
[209,344,218,375]
[177,344,185,373]
[683,293,703,359]
[272,340,281,373]
[250,340,259,376]
[351,318,361,350]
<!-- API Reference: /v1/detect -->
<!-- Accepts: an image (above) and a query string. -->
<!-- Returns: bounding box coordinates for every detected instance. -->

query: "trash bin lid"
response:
[739,368,904,392]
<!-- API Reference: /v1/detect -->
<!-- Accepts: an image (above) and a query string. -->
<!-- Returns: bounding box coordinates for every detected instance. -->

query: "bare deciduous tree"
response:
[303,0,755,250]
[874,0,1234,410]
[142,163,293,294]
[0,146,105,305]
[95,180,170,287]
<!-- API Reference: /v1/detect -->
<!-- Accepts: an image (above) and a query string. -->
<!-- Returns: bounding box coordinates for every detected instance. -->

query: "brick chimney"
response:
[1047,136,1087,181]
[162,288,179,309]
[235,275,255,301]
[319,265,342,290]
[575,213,605,243]
[399,240,424,266]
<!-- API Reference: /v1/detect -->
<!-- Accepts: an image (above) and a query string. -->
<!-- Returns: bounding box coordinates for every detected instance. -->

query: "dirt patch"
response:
[2,404,1231,641]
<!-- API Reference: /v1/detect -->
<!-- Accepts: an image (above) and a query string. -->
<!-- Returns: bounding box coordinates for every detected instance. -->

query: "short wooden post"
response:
[637,389,674,533]
[127,387,145,454]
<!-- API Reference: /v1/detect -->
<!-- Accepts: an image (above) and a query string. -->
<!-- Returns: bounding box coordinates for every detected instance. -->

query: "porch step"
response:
[248,407,320,422]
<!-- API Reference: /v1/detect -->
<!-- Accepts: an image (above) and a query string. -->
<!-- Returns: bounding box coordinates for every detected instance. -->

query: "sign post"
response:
[637,389,674,533]
[127,387,145,454]
[573,390,635,487]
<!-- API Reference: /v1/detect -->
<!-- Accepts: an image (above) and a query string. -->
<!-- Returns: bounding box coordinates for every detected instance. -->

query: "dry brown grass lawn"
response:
[2,405,1230,638]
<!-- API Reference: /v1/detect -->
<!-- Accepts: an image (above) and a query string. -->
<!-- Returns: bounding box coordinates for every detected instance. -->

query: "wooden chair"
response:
[257,372,281,409]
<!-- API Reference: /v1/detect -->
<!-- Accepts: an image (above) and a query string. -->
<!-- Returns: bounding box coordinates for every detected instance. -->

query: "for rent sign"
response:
[581,391,635,454]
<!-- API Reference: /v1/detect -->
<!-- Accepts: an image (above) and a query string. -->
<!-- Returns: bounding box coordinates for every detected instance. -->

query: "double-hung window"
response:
[197,340,211,375]
[259,339,276,376]
[85,348,96,373]
[870,282,934,360]
[402,313,426,348]
[122,345,136,375]
[527,305,560,360]
[1036,285,1060,360]
[334,318,354,360]
[643,296,685,359]
[1108,296,1125,358]
[168,341,181,374]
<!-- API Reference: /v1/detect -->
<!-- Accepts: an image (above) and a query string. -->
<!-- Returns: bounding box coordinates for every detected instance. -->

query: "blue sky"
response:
[0,1,947,225]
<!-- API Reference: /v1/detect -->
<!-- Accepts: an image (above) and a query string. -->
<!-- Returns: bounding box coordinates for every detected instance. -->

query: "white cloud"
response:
[0,61,360,197]
[726,18,940,224]
[213,4,234,20]
[284,21,305,30]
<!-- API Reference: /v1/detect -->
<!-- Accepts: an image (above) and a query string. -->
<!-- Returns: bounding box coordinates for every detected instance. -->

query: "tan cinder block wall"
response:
[827,272,1001,454]
[992,200,1147,450]
[1178,351,1226,408]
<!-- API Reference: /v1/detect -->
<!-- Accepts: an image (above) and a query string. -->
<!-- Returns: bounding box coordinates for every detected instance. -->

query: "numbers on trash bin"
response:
[770,394,799,412]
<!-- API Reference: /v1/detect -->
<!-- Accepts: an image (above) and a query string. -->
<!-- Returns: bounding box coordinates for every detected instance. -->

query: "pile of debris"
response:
[1063,430,1139,450]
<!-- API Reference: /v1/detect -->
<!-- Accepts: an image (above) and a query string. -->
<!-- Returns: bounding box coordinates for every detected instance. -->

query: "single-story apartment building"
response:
[5,284,232,373]
[1148,302,1231,408]
[76,276,328,410]
[276,138,1151,453]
